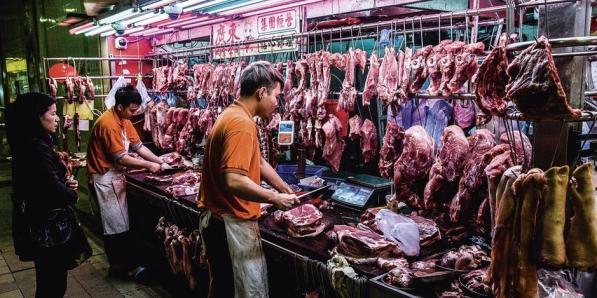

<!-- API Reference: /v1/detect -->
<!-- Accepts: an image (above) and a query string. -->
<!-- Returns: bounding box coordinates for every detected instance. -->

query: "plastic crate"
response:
[276,164,325,184]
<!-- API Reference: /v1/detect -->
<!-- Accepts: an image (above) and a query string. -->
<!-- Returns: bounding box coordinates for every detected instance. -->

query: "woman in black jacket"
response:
[6,93,81,298]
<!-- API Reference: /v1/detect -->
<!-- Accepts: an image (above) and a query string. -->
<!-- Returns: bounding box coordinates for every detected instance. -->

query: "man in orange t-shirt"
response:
[198,61,298,298]
[87,85,166,279]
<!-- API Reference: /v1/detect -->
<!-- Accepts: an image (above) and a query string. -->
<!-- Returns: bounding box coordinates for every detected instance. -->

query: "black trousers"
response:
[34,257,68,298]
[103,231,141,271]
[202,216,235,298]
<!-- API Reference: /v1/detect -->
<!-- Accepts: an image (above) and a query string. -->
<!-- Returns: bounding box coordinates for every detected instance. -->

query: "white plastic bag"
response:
[104,76,127,109]
[375,209,420,256]
[136,79,152,107]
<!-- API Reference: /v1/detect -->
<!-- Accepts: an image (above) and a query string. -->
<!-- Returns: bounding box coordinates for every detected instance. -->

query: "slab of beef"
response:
[322,115,345,172]
[427,40,453,95]
[354,49,368,73]
[348,115,362,141]
[384,267,414,288]
[160,152,183,165]
[474,34,510,116]
[274,204,325,238]
[329,225,403,258]
[318,51,332,102]
[485,131,532,180]
[362,52,380,106]
[284,60,295,102]
[378,122,405,178]
[392,126,435,209]
[360,119,378,164]
[449,129,496,223]
[448,42,485,93]
[145,175,173,184]
[359,208,381,233]
[506,36,581,119]
[378,47,400,111]
[408,214,441,248]
[166,184,199,198]
[409,45,434,94]
[377,257,409,271]
[172,170,201,185]
[424,125,469,210]
[338,48,357,112]
[438,41,465,97]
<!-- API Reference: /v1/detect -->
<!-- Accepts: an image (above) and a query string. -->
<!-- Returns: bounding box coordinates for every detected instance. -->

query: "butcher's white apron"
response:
[91,128,131,235]
[221,213,269,298]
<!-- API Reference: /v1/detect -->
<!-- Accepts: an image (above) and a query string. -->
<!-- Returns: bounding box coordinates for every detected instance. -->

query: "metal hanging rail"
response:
[44,57,155,61]
[49,75,153,80]
[506,36,597,51]
[146,0,573,58]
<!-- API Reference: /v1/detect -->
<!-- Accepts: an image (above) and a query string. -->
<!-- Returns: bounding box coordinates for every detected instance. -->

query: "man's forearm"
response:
[118,155,154,169]
[224,173,275,204]
[260,158,291,193]
[135,146,163,164]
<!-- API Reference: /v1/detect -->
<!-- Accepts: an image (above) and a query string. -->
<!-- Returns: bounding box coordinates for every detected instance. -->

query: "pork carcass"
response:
[362,52,380,106]
[449,129,496,223]
[348,115,362,141]
[273,204,325,237]
[506,36,581,119]
[360,119,377,164]
[318,51,332,103]
[322,115,345,172]
[378,122,405,178]
[65,77,75,103]
[427,40,453,95]
[354,49,368,73]
[48,78,58,99]
[423,125,469,210]
[474,34,510,116]
[447,42,485,93]
[409,45,434,94]
[328,225,403,259]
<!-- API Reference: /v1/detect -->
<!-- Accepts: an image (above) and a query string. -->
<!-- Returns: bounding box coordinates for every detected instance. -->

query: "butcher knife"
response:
[295,185,331,203]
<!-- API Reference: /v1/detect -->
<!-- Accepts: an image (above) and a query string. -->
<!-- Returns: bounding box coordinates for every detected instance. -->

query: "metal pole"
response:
[43,57,155,61]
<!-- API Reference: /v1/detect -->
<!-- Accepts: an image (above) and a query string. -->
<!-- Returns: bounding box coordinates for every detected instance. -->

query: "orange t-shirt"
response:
[86,108,142,174]
[198,101,261,220]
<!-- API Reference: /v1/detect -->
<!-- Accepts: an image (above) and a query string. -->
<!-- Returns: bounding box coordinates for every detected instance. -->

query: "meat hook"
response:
[419,16,424,47]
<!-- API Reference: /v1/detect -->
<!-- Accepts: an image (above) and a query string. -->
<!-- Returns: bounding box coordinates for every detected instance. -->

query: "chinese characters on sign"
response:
[211,9,300,59]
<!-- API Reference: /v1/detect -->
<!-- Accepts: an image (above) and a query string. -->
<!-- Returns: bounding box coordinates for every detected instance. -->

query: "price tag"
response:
[277,120,294,145]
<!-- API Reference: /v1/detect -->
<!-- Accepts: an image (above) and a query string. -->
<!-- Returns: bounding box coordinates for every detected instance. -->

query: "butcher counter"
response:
[124,171,454,298]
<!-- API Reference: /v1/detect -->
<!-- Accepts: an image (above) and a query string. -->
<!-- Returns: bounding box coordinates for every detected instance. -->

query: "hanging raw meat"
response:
[48,78,58,99]
[474,34,510,116]
[322,115,345,172]
[449,129,496,223]
[378,122,405,178]
[438,41,465,97]
[360,119,377,164]
[426,40,453,95]
[318,51,332,103]
[447,42,485,93]
[391,126,435,209]
[400,48,413,99]
[423,125,469,210]
[338,48,357,112]
[348,115,362,141]
[362,52,380,106]
[377,47,400,111]
[409,45,433,94]
[506,36,581,119]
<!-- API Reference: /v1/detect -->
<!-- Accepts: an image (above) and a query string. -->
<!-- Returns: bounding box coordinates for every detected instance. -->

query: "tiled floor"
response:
[0,236,171,298]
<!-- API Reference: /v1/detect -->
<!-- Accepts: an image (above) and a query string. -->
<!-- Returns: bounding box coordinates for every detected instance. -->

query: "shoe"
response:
[132,266,152,285]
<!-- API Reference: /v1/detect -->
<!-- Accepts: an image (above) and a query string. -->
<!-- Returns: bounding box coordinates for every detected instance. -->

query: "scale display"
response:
[278,121,294,145]
[331,182,373,207]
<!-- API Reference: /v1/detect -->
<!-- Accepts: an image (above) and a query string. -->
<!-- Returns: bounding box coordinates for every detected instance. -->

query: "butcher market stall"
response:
[52,0,597,297]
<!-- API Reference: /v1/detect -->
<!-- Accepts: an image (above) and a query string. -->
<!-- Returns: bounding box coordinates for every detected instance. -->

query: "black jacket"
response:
[11,136,78,260]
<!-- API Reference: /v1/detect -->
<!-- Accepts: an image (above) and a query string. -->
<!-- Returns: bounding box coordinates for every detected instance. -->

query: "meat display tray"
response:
[126,172,198,206]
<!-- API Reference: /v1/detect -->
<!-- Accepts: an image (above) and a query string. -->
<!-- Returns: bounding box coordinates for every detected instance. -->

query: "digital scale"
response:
[330,174,392,211]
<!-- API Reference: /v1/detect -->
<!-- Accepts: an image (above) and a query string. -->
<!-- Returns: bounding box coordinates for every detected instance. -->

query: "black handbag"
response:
[28,206,92,269]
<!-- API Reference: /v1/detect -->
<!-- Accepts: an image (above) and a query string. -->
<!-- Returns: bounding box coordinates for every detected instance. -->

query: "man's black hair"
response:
[239,61,284,98]
[115,85,142,107]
